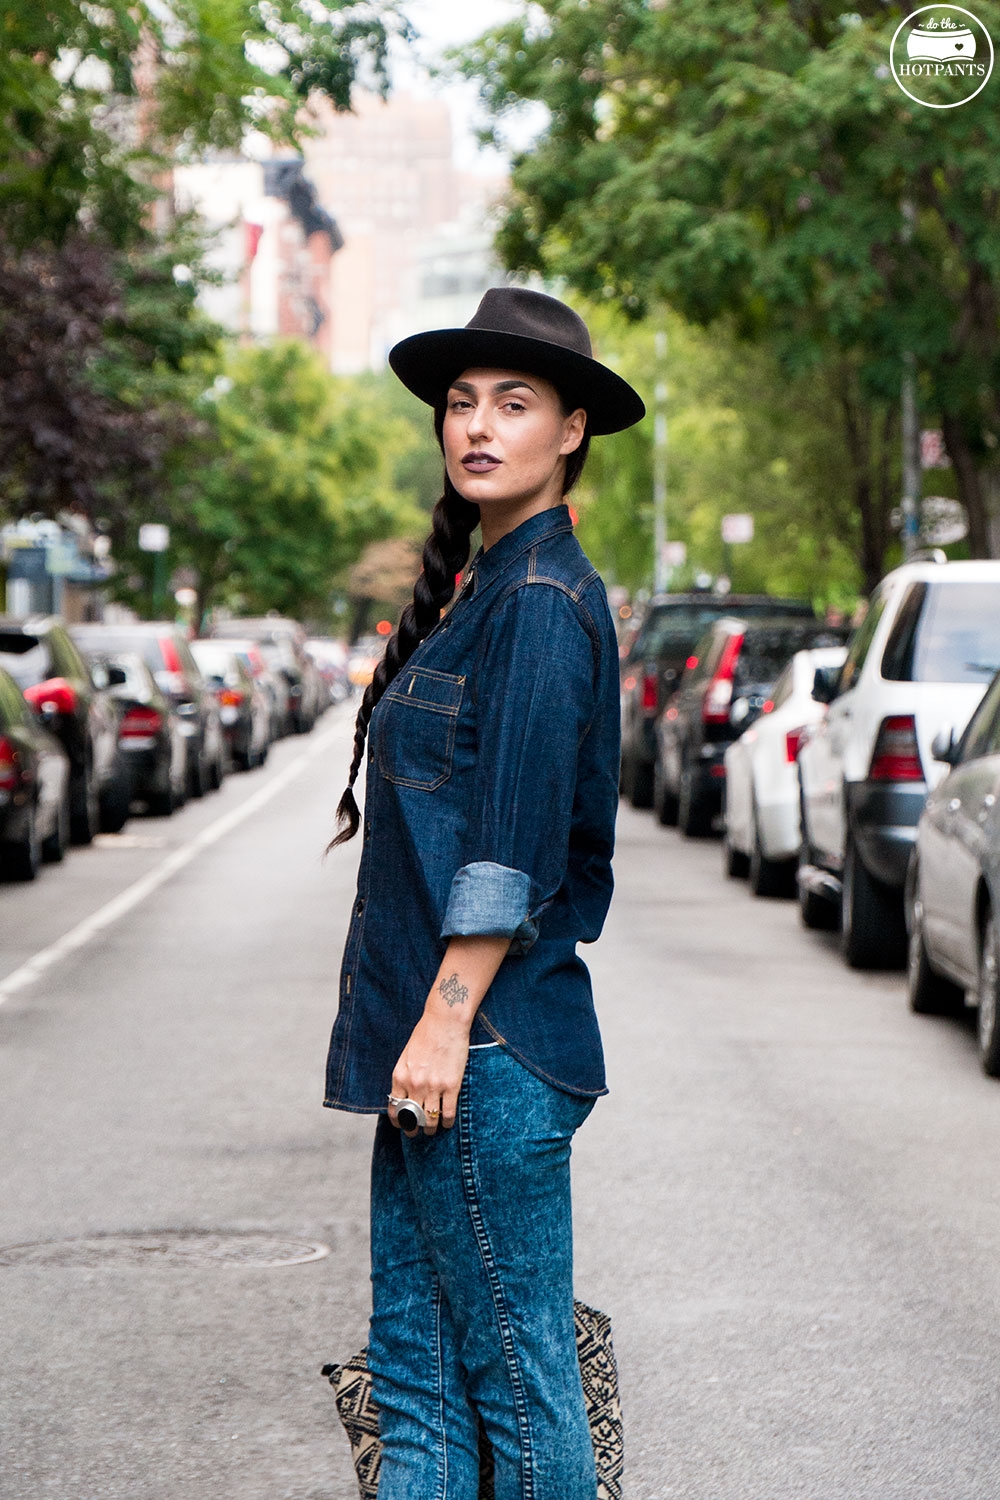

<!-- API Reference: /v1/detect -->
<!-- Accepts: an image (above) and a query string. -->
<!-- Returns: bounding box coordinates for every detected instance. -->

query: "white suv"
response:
[797,558,1000,968]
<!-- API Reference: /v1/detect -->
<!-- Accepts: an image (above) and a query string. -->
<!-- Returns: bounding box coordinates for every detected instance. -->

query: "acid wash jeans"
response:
[368,1045,598,1500]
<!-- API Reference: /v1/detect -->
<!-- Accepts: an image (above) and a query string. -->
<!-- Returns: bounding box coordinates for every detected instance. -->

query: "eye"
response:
[448,397,473,411]
[501,400,526,414]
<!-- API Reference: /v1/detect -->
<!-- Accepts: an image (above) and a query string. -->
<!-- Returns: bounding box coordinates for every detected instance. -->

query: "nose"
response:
[466,400,493,444]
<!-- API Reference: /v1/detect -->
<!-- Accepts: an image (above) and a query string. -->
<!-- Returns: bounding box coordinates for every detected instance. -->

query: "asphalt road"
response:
[3,703,1000,1500]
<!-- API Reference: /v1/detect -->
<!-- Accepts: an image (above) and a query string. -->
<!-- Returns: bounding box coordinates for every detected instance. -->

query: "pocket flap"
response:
[386,667,465,715]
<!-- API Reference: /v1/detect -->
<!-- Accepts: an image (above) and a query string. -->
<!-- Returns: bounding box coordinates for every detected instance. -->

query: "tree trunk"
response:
[835,374,891,593]
[940,414,991,556]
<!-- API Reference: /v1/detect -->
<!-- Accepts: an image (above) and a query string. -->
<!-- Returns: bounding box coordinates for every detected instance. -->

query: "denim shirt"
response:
[323,504,620,1113]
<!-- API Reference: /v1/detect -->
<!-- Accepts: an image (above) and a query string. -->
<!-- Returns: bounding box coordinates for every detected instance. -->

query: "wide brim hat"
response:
[388,287,645,436]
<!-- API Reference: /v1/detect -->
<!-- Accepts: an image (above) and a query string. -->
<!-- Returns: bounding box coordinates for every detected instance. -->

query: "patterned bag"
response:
[322,1299,623,1500]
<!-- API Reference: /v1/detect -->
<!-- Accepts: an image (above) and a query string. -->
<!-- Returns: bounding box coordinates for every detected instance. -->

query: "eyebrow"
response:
[449,378,539,397]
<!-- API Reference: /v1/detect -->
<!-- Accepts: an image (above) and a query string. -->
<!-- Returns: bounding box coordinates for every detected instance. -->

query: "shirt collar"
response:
[463,504,574,597]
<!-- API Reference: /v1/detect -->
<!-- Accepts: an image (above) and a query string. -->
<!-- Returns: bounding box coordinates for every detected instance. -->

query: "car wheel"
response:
[721,795,749,877]
[209,751,225,790]
[977,912,1000,1077]
[653,758,678,827]
[749,810,795,899]
[98,757,131,834]
[842,835,906,970]
[905,866,964,1016]
[4,802,41,881]
[41,789,70,863]
[678,762,711,838]
[188,746,207,800]
[627,755,654,810]
[69,766,98,845]
[147,778,176,817]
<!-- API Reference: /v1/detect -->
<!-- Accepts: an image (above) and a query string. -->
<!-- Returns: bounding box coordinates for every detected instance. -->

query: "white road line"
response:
[0,720,345,1007]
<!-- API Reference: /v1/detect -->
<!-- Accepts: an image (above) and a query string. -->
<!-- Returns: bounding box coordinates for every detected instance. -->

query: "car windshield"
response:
[881,581,1000,684]
[734,627,845,690]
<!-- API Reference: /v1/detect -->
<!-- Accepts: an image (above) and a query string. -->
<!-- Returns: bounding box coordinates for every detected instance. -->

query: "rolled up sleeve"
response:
[440,582,599,955]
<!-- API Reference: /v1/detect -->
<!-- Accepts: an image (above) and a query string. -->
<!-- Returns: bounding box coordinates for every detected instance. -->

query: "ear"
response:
[559,407,587,456]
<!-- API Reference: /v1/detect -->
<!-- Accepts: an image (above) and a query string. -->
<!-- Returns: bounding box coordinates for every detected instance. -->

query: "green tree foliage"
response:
[572,300,869,604]
[146,342,426,624]
[460,0,1000,566]
[0,0,408,250]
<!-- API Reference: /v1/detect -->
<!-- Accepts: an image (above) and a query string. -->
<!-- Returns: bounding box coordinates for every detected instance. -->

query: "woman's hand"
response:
[389,934,510,1136]
[390,1009,470,1135]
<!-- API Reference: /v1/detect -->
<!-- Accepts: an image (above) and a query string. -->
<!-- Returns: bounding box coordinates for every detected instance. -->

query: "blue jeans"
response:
[368,1044,597,1500]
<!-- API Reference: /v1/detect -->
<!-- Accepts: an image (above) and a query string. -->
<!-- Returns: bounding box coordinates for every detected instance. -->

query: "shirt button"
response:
[364,821,372,837]
[356,898,365,916]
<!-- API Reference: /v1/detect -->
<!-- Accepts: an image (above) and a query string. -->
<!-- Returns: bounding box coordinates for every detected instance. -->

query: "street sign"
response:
[920,496,968,546]
[138,523,170,553]
[721,513,754,544]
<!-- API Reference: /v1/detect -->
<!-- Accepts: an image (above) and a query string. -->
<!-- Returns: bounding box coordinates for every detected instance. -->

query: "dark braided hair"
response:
[329,394,591,848]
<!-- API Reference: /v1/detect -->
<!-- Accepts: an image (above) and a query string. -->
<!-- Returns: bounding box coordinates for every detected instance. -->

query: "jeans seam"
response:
[458,1080,537,1500]
[434,1275,448,1500]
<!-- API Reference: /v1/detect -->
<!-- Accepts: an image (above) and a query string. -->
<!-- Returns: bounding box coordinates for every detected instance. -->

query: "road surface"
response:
[2,702,999,1499]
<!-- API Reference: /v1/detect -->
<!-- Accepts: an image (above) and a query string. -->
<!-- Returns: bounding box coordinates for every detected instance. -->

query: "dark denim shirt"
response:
[323,504,620,1113]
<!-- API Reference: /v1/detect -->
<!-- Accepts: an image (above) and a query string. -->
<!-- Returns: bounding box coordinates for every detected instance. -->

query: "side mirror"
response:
[812,665,841,705]
[931,725,961,765]
[107,665,128,687]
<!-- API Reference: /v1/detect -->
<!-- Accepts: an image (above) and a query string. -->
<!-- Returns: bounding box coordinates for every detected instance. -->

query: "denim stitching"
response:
[434,1274,448,1500]
[458,1078,537,1499]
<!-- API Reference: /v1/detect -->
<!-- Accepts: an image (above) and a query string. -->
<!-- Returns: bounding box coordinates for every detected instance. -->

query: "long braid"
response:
[329,463,479,848]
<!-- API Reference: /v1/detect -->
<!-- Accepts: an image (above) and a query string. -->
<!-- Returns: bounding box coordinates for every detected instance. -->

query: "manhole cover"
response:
[0,1231,330,1269]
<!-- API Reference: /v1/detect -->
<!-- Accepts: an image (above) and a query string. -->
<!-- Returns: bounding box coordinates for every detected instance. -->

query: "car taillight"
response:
[220,688,244,707]
[0,735,19,792]
[641,672,658,711]
[869,715,924,782]
[785,727,805,763]
[23,677,77,716]
[120,706,163,738]
[702,634,744,724]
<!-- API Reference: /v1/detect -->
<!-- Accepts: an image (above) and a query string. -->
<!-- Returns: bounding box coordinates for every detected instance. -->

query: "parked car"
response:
[207,637,286,743]
[0,666,71,878]
[71,622,226,799]
[620,593,816,808]
[906,667,1000,1076]
[306,637,351,704]
[723,644,848,896]
[190,640,270,771]
[797,560,1000,969]
[0,616,130,842]
[211,618,324,734]
[85,651,187,816]
[654,616,844,837]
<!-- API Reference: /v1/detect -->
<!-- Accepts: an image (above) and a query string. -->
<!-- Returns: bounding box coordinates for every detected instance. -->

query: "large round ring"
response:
[425,1107,440,1119]
[394,1099,428,1131]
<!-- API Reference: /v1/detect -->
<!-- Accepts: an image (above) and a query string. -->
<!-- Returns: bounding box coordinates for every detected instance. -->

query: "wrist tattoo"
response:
[439,972,468,1009]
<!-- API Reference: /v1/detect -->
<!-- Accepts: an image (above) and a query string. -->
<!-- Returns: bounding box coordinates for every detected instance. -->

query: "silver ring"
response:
[393,1098,428,1131]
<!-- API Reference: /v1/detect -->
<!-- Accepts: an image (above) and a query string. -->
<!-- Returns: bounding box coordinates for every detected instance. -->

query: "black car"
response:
[0,617,130,842]
[0,666,71,878]
[71,623,225,799]
[87,651,188,816]
[620,593,816,807]
[654,616,848,836]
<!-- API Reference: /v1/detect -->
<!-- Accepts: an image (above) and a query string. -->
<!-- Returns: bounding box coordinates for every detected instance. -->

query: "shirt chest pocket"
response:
[377,667,465,791]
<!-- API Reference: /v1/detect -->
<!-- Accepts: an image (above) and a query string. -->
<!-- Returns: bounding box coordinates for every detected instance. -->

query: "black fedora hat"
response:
[388,287,645,436]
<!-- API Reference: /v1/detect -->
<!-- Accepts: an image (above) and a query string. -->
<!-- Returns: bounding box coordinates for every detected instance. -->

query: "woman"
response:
[325,287,644,1500]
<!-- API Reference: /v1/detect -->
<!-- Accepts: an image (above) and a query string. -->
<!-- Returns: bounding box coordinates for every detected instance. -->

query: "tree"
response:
[460,0,1000,562]
[571,299,873,603]
[0,0,408,536]
[145,342,426,625]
